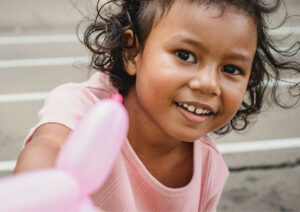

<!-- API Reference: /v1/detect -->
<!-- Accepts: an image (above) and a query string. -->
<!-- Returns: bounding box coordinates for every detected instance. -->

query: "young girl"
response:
[14,0,300,211]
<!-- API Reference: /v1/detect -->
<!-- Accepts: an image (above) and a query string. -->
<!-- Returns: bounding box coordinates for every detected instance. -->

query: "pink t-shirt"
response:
[25,72,229,212]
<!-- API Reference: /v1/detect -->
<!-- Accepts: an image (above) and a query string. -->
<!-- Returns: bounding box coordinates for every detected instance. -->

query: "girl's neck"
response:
[123,87,194,188]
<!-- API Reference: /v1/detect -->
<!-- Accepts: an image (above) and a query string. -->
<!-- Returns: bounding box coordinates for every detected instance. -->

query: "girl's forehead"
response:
[174,1,250,20]
[150,0,256,35]
[146,0,257,61]
[153,1,251,21]
[154,1,256,36]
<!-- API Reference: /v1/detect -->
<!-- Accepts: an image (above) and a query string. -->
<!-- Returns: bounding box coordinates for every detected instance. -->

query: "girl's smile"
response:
[124,1,257,149]
[174,101,214,124]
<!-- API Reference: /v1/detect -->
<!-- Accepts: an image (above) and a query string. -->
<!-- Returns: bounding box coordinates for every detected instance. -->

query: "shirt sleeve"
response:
[24,73,115,145]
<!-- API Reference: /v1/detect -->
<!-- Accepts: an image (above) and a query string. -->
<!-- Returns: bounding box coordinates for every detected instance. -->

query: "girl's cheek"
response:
[224,83,246,106]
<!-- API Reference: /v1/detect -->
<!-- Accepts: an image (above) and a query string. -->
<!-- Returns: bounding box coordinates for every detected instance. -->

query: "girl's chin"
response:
[170,130,207,142]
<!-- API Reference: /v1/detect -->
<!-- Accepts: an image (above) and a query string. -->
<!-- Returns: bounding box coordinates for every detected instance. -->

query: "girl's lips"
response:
[175,103,211,124]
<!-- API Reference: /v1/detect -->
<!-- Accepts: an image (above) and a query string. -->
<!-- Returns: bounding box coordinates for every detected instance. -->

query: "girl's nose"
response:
[188,67,221,96]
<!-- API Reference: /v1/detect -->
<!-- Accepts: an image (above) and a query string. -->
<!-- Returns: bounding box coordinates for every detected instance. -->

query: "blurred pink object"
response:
[0,94,128,211]
[0,169,82,212]
[55,93,128,196]
[110,93,123,103]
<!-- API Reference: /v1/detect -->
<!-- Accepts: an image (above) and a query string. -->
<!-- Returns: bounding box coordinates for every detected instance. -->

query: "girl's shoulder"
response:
[23,72,117,145]
[197,135,223,157]
[43,71,118,122]
[81,72,117,96]
[195,135,229,186]
[50,72,117,101]
[195,135,229,209]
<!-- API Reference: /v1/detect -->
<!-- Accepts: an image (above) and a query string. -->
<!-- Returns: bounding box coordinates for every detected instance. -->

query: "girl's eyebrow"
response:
[170,34,210,54]
[223,53,252,64]
[170,34,252,64]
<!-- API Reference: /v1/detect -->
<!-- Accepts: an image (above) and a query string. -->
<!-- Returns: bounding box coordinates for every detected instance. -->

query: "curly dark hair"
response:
[83,0,300,135]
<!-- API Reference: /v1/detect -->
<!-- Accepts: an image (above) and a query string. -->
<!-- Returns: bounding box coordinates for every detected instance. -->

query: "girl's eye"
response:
[222,65,243,75]
[175,50,196,63]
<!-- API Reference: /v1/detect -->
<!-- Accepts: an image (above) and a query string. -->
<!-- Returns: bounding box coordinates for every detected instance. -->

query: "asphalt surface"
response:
[0,0,300,211]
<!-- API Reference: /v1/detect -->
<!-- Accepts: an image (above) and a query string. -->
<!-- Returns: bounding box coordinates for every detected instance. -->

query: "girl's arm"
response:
[13,123,71,174]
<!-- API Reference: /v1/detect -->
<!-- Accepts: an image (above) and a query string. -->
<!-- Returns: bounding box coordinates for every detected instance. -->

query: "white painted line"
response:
[1,137,300,171]
[0,160,16,172]
[217,137,300,154]
[0,34,79,45]
[0,56,89,68]
[0,92,49,103]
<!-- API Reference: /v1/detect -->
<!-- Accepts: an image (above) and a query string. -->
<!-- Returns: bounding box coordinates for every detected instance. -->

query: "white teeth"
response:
[195,108,210,115]
[195,108,204,114]
[187,105,195,112]
[177,102,211,115]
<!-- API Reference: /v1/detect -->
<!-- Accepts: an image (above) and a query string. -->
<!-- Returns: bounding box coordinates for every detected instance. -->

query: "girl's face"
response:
[124,1,257,144]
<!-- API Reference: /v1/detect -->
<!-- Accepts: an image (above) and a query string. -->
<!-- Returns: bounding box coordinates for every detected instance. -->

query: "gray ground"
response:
[0,0,299,211]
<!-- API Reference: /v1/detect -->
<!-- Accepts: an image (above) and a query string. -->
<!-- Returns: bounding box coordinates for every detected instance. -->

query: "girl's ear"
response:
[122,30,140,76]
